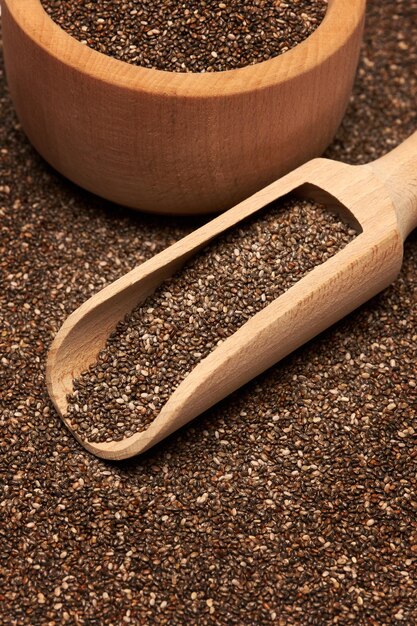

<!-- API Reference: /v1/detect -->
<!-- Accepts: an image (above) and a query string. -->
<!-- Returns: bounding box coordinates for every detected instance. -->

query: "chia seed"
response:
[67,198,356,442]
[40,0,328,73]
[1,0,417,623]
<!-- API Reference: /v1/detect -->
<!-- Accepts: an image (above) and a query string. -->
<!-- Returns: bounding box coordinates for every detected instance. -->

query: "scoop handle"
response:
[369,131,417,239]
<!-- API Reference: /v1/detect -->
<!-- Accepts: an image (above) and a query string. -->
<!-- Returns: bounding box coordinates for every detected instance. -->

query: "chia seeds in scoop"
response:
[66,198,356,442]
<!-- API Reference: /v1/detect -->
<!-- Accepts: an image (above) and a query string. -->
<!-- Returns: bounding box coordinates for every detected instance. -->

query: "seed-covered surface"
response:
[67,200,355,443]
[1,1,417,624]
[40,0,327,72]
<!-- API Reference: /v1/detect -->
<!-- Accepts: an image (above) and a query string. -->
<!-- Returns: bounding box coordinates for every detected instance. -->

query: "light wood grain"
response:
[46,132,417,460]
[1,0,365,214]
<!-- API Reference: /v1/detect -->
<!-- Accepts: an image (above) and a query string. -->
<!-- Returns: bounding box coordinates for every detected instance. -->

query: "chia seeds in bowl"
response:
[40,0,328,72]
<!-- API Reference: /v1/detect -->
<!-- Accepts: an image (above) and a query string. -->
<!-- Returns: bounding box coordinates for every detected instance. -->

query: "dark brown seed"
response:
[66,198,356,442]
[1,0,417,624]
[40,0,328,72]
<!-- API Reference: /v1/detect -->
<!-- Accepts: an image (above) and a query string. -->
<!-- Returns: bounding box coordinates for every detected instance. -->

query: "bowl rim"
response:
[4,0,365,98]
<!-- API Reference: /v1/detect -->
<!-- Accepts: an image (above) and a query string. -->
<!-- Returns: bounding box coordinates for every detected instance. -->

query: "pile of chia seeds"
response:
[40,0,327,72]
[67,199,355,443]
[1,1,417,623]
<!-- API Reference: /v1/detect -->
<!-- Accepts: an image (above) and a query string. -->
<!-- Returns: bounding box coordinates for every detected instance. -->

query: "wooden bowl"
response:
[1,0,365,214]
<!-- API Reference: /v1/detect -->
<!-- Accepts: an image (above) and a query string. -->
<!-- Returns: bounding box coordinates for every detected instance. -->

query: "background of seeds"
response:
[40,0,327,72]
[1,1,416,623]
[67,200,355,443]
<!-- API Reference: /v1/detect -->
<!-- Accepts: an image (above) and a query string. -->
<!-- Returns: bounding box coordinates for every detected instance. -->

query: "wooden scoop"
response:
[46,132,417,460]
